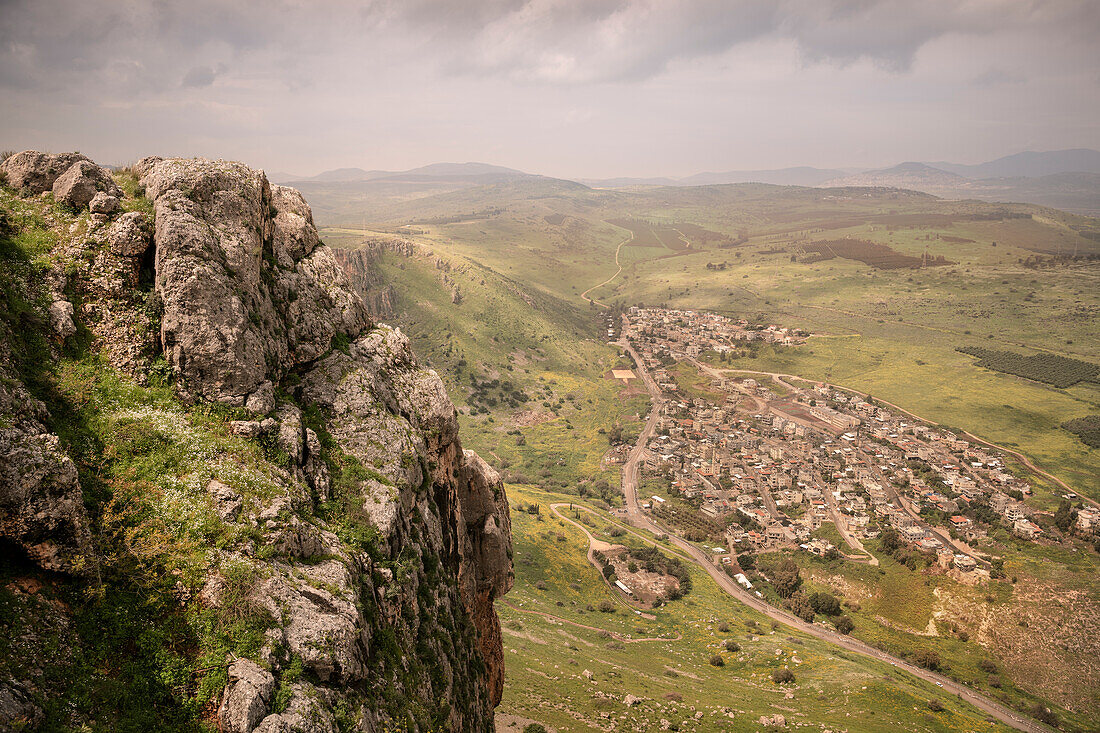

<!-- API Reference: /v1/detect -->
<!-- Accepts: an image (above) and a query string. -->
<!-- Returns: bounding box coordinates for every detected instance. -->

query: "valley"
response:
[315,174,1100,732]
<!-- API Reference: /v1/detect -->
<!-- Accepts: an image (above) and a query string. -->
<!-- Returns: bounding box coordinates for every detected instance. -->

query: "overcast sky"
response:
[1,0,1098,178]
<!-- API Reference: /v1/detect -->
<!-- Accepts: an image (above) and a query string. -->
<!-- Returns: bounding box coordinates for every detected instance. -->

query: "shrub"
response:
[724,640,740,652]
[913,649,941,671]
[771,668,795,684]
[597,600,616,613]
[523,725,549,733]
[977,659,998,674]
[834,616,854,635]
[717,622,730,632]
[928,699,944,712]
[809,592,842,616]
[709,654,725,667]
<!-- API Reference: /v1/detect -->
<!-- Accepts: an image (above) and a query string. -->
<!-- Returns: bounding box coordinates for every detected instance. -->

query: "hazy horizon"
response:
[2,0,1099,179]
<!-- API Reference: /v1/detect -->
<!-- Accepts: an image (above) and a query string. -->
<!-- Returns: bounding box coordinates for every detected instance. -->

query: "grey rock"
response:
[258,560,366,683]
[48,300,76,340]
[270,185,320,267]
[105,212,153,257]
[246,381,276,415]
[254,683,337,733]
[52,160,122,209]
[0,150,89,193]
[89,192,121,216]
[208,479,243,522]
[217,658,275,733]
[0,372,91,573]
[230,420,265,438]
[0,682,44,730]
[276,404,304,465]
[141,158,370,405]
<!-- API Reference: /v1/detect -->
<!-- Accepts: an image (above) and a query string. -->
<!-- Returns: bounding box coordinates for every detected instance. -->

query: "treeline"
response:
[957,346,1099,388]
[1062,415,1100,448]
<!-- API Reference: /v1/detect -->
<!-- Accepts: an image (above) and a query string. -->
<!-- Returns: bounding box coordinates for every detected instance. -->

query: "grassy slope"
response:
[500,486,1011,732]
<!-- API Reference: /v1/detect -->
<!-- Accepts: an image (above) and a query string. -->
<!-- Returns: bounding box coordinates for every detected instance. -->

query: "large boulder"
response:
[140,158,370,405]
[217,659,275,733]
[52,160,122,209]
[0,151,89,193]
[270,185,320,267]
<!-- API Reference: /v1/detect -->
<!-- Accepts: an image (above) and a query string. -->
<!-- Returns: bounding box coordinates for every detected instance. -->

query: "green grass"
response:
[498,486,1013,732]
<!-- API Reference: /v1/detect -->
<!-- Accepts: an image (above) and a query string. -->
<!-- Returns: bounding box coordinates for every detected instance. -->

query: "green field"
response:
[313,176,1100,728]
[499,486,1014,732]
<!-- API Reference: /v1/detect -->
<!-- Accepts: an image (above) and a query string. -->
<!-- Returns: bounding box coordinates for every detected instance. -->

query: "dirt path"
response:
[501,601,682,643]
[616,332,1052,733]
[580,232,632,308]
[549,502,656,619]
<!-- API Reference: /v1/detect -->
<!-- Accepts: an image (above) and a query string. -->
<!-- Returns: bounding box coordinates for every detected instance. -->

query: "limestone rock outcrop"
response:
[140,158,370,407]
[0,151,89,193]
[0,152,513,731]
[52,159,122,209]
[0,368,91,573]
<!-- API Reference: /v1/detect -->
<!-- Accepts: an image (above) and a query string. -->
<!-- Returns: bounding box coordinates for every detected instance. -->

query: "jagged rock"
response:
[258,560,366,683]
[141,158,369,405]
[302,427,330,497]
[218,658,275,733]
[624,694,642,707]
[246,381,276,415]
[0,681,44,730]
[270,185,320,267]
[208,479,243,522]
[0,372,91,573]
[105,211,153,257]
[48,299,76,340]
[254,683,337,733]
[0,150,89,193]
[89,192,120,216]
[276,404,304,465]
[230,420,265,438]
[52,160,122,209]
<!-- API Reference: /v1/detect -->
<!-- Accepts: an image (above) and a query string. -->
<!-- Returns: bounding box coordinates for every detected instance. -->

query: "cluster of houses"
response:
[618,309,1089,574]
[623,306,808,359]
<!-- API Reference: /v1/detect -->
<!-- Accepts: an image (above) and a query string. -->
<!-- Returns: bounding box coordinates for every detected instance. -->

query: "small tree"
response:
[834,616,854,635]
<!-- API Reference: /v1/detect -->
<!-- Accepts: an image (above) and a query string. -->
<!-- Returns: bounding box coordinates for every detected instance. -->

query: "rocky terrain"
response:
[0,151,512,731]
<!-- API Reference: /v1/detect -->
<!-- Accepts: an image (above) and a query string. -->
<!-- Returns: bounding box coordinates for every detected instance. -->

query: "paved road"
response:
[616,334,1050,733]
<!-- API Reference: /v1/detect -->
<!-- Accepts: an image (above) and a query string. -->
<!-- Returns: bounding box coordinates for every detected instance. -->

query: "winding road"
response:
[614,335,1051,733]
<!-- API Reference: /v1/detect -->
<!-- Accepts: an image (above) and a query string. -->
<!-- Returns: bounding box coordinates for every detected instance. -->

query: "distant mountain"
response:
[279,162,531,184]
[928,149,1100,179]
[678,166,846,187]
[822,162,968,189]
[582,166,846,188]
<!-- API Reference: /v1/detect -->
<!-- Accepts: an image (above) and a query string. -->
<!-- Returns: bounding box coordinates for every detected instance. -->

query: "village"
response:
[611,306,1098,582]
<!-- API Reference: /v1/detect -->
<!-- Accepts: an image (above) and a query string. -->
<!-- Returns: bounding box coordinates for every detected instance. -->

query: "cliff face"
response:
[330,246,398,320]
[0,152,511,732]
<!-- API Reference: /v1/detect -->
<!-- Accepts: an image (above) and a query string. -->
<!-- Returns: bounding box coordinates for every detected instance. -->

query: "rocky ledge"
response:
[0,151,512,731]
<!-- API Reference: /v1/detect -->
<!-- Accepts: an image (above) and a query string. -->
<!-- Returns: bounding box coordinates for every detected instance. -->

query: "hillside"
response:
[0,151,512,732]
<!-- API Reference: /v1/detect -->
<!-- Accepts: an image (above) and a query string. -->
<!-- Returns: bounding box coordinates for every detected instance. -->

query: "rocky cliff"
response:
[0,152,512,732]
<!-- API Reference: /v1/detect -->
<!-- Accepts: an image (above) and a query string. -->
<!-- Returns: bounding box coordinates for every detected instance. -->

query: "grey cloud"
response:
[182,65,217,88]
